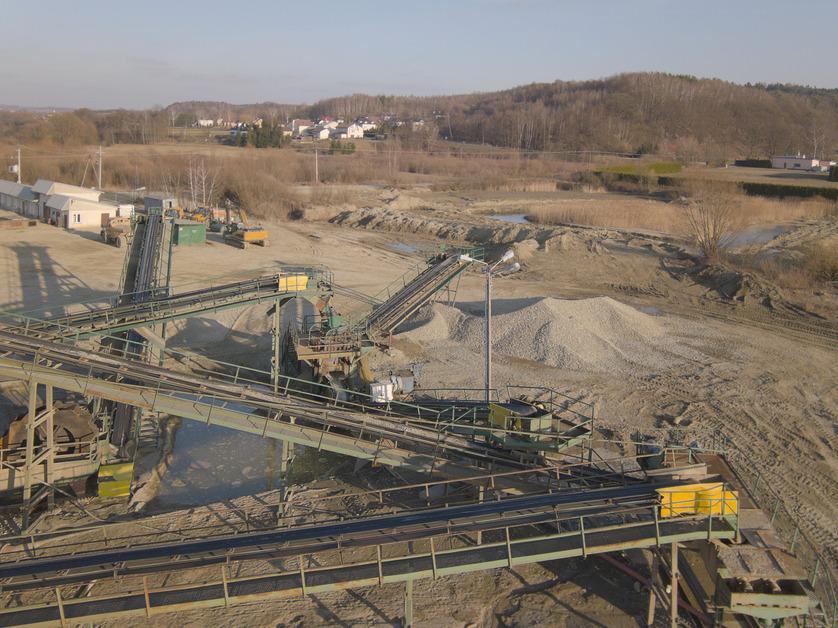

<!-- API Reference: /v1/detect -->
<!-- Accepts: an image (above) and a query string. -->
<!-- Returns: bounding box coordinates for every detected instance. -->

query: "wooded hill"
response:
[2,73,836,162]
[300,73,838,161]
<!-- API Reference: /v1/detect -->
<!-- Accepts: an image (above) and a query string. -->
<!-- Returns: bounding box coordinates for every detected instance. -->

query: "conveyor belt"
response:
[0,483,664,582]
[6,272,326,341]
[360,254,472,337]
[0,330,543,485]
[0,493,738,626]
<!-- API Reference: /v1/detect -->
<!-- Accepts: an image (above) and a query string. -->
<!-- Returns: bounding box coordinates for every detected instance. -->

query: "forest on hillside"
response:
[2,73,836,162]
[303,74,838,161]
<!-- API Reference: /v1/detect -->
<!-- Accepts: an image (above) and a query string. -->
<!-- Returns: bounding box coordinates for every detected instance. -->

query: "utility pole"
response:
[314,145,319,184]
[484,268,492,403]
[16,146,21,184]
[97,145,103,189]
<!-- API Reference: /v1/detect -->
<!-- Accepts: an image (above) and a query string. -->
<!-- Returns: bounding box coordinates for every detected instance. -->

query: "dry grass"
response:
[527,194,836,236]
[527,198,687,234]
[804,243,838,282]
[726,242,838,292]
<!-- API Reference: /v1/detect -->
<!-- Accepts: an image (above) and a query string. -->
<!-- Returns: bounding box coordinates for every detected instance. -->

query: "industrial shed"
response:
[0,181,38,218]
[45,195,118,229]
[32,179,102,222]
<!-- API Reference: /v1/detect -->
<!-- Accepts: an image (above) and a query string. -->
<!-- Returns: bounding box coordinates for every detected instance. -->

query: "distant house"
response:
[306,126,331,140]
[331,123,363,140]
[357,117,379,132]
[771,155,820,170]
[196,119,215,128]
[291,119,313,136]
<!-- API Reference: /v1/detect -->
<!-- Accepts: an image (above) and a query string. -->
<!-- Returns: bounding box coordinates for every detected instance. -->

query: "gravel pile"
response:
[399,297,706,374]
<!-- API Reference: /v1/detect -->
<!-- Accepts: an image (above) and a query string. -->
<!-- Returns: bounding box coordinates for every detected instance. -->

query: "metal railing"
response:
[0,268,331,342]
[0,438,100,474]
[0,485,738,584]
[720,437,836,627]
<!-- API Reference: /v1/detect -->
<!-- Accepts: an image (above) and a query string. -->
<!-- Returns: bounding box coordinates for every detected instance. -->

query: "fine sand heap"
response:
[398,297,706,373]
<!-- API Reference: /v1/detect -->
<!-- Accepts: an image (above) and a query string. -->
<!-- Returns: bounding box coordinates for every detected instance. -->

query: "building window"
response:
[74,213,81,223]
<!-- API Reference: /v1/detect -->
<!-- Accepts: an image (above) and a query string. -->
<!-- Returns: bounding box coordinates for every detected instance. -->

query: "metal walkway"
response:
[0,270,329,342]
[0,483,738,626]
[0,331,554,488]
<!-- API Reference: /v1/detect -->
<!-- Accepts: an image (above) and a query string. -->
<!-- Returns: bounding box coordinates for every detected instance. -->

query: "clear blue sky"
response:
[2,0,836,109]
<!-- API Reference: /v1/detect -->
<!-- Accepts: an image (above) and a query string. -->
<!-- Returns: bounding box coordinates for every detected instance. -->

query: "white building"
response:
[330,123,364,140]
[291,119,313,136]
[771,155,820,170]
[197,119,215,128]
[0,180,39,218]
[45,195,118,229]
[32,179,102,222]
[306,126,331,140]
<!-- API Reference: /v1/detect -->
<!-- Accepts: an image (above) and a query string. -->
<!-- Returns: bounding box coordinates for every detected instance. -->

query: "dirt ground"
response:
[0,190,835,626]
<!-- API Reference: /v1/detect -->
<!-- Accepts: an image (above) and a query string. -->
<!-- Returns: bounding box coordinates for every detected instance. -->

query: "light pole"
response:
[460,251,519,403]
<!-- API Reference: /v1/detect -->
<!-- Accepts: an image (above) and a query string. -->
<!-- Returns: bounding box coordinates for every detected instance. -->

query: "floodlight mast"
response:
[467,250,518,403]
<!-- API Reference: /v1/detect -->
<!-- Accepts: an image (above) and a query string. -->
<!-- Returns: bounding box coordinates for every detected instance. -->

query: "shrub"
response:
[287,207,305,220]
[805,243,838,282]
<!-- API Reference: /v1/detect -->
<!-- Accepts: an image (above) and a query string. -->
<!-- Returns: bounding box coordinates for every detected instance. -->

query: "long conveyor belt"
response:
[0,329,545,486]
[3,271,327,341]
[0,483,738,626]
[0,483,669,583]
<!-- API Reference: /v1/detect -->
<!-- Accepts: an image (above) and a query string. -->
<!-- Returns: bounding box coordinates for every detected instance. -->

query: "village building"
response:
[771,155,820,170]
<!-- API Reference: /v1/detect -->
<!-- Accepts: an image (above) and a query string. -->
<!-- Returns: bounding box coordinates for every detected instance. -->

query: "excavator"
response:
[222,207,268,249]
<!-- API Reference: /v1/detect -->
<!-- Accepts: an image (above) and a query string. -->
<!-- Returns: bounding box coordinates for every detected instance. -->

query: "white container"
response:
[370,381,394,403]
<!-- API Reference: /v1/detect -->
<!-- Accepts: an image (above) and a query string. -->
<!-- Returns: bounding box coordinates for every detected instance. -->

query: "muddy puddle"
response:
[728,224,789,248]
[387,241,419,254]
[155,418,349,507]
[489,214,532,224]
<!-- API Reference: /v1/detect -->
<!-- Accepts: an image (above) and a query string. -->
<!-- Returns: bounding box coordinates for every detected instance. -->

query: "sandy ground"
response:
[0,201,836,626]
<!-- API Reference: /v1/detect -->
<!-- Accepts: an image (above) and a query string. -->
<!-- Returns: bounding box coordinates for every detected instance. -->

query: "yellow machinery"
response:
[98,462,134,498]
[278,274,309,291]
[100,216,132,248]
[223,208,268,248]
[657,483,738,518]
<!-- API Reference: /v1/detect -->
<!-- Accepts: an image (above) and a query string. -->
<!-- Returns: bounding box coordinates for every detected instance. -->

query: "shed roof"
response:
[0,180,36,200]
[33,179,101,199]
[45,195,75,211]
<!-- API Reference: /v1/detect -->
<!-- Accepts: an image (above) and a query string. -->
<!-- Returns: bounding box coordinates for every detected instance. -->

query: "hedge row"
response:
[733,159,772,168]
[740,181,838,200]
[602,162,682,176]
[592,171,838,200]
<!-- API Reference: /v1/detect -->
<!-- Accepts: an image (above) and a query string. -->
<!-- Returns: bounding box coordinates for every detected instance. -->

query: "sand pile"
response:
[398,297,704,374]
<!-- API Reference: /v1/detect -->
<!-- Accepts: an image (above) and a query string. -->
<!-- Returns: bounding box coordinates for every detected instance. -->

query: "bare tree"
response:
[186,156,219,208]
[683,186,737,261]
[158,162,184,204]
